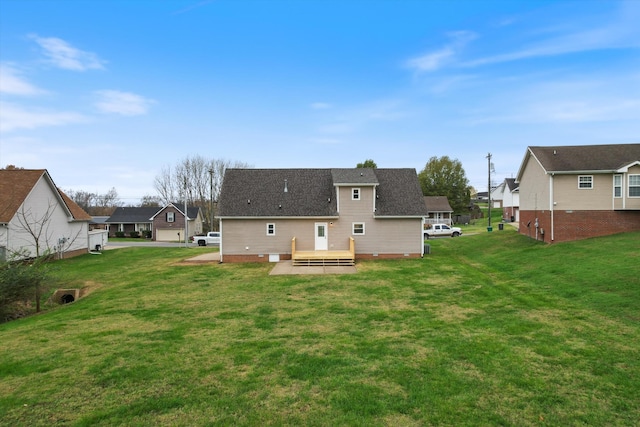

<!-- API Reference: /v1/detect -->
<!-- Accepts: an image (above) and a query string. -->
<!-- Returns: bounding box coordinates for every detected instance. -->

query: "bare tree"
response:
[11,200,83,312]
[153,156,251,231]
[66,187,122,215]
[139,194,162,207]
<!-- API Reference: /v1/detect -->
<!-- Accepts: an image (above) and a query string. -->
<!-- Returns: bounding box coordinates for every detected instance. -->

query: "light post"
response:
[209,168,214,232]
[487,152,492,232]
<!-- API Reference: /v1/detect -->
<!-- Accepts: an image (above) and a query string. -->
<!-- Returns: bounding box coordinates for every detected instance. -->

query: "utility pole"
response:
[184,178,188,247]
[487,152,492,232]
[209,168,214,232]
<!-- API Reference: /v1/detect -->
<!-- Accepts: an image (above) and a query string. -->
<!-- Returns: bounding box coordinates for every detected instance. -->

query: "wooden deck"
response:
[291,237,355,266]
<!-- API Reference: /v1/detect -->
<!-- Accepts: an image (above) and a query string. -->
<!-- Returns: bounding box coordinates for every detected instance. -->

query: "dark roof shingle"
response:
[530,144,640,172]
[218,168,427,218]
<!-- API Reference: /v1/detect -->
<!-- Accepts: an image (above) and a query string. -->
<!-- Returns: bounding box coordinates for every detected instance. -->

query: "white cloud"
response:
[406,31,477,73]
[0,102,86,132]
[29,34,106,71]
[310,102,331,110]
[463,1,640,67]
[94,90,155,116]
[0,63,45,95]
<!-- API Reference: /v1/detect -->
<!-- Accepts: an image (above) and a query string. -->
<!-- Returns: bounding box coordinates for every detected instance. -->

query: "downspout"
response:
[219,219,223,263]
[549,173,554,242]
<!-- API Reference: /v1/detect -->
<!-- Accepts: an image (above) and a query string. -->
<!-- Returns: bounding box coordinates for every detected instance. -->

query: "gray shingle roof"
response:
[530,144,640,172]
[218,168,427,218]
[106,207,159,223]
[424,196,453,212]
[331,168,379,185]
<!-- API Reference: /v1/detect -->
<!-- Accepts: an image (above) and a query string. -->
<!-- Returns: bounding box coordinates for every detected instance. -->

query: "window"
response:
[167,212,175,222]
[614,175,622,198]
[352,222,365,235]
[578,175,593,189]
[629,175,640,197]
[266,223,275,236]
[352,188,360,200]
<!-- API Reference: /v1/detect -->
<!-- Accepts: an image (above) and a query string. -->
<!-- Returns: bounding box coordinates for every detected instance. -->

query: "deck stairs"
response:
[291,237,355,266]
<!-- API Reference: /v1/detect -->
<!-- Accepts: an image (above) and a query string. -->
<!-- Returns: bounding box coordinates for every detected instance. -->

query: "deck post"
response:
[291,237,296,260]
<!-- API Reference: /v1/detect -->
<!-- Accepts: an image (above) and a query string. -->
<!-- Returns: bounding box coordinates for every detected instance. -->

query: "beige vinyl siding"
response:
[519,157,550,211]
[552,174,613,210]
[626,165,640,210]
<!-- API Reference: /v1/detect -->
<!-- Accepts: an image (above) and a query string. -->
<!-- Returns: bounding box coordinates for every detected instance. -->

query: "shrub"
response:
[142,230,152,239]
[114,231,125,238]
[129,231,140,238]
[0,260,49,322]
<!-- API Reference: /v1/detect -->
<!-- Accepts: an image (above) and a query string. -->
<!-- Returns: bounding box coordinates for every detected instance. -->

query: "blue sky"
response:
[1,0,638,204]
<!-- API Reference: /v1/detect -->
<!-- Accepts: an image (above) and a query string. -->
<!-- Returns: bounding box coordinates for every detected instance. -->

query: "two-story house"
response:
[217,168,428,263]
[516,144,640,242]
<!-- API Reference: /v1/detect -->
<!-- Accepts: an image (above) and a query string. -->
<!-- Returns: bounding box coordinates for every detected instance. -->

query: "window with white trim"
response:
[629,175,640,197]
[614,175,622,198]
[266,223,275,236]
[167,212,175,222]
[352,222,365,235]
[578,175,593,189]
[352,188,360,200]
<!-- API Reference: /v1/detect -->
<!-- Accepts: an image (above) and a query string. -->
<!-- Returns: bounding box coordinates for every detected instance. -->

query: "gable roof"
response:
[106,206,159,223]
[505,178,518,192]
[424,196,453,213]
[106,205,201,223]
[0,169,91,223]
[149,204,202,220]
[218,168,427,218]
[517,144,640,180]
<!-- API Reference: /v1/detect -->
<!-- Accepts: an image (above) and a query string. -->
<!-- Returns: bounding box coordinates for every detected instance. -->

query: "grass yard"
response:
[1,228,639,426]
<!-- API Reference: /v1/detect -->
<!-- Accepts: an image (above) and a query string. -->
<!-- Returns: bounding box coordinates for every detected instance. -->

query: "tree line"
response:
[64,155,474,230]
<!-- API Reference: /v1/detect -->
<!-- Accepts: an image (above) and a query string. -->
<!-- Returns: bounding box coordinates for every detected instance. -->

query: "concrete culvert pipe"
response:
[61,294,75,304]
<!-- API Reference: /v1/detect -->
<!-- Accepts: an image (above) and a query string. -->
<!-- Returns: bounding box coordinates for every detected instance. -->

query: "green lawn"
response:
[1,229,639,426]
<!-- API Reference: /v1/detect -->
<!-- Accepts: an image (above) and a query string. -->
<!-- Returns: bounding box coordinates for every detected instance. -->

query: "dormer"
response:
[331,168,379,213]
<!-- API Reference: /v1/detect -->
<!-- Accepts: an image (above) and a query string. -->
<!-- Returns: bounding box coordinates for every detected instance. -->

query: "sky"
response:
[1,0,639,204]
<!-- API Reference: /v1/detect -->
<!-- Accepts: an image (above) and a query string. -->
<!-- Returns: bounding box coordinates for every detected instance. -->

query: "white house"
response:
[0,168,92,261]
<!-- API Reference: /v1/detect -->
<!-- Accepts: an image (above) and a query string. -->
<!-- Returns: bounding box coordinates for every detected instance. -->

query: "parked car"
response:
[190,231,221,246]
[424,223,462,239]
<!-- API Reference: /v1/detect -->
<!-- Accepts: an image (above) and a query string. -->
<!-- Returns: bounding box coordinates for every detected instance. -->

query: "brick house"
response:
[515,144,640,242]
[106,204,203,242]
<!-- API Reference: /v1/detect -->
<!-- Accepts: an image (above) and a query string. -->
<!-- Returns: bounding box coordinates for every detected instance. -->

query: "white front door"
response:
[315,222,328,251]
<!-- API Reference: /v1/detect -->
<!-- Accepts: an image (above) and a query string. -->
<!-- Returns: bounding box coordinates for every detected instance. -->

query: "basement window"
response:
[629,175,640,197]
[578,176,593,189]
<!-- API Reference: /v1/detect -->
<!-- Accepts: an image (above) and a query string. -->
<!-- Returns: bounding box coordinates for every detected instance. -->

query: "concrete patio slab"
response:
[269,260,357,275]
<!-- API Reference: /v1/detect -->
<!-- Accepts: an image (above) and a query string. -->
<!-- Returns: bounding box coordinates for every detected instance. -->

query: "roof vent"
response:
[247,199,250,204]
[360,172,364,176]
[284,179,288,193]
[553,150,557,155]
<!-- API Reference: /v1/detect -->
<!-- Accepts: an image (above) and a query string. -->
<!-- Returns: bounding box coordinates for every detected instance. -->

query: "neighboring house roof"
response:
[0,169,91,223]
[219,168,427,218]
[424,196,453,213]
[517,144,640,180]
[91,216,111,225]
[106,205,201,223]
[106,206,159,223]
[505,178,519,192]
[149,204,201,220]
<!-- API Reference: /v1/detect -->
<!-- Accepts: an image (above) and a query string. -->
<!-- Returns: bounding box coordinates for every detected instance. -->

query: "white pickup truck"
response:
[424,223,462,239]
[191,231,221,246]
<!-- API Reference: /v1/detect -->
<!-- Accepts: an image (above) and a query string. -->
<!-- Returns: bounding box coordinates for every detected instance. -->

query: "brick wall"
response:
[519,210,640,243]
[153,207,185,240]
